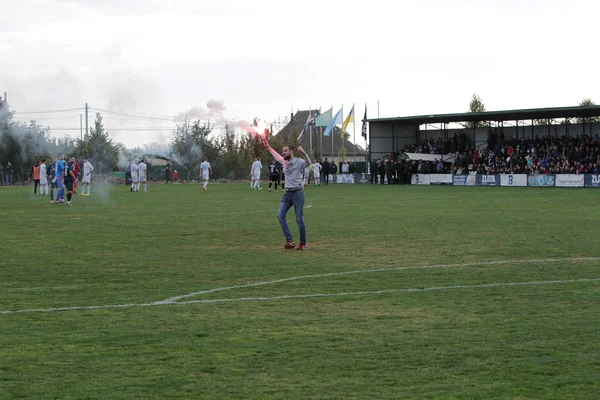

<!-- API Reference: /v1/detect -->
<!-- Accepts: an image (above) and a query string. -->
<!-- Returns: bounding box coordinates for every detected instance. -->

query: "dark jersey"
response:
[48,163,57,179]
[64,161,76,182]
[269,162,280,175]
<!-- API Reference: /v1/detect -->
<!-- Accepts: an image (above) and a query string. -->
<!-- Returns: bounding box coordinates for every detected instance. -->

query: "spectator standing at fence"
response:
[341,161,349,174]
[370,160,378,184]
[165,162,172,183]
[385,160,394,184]
[322,158,330,185]
[5,162,14,185]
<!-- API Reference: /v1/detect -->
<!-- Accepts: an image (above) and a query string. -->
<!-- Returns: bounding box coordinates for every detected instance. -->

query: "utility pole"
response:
[85,103,89,137]
[80,114,83,140]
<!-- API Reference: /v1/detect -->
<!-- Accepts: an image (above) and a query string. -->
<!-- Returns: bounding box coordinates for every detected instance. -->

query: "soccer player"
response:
[48,157,57,203]
[39,159,48,196]
[138,159,147,192]
[261,137,311,250]
[312,160,322,186]
[130,161,139,192]
[303,165,311,186]
[268,159,280,192]
[29,161,41,195]
[64,157,77,206]
[250,157,262,190]
[55,154,66,204]
[72,157,80,194]
[80,158,94,196]
[199,157,212,191]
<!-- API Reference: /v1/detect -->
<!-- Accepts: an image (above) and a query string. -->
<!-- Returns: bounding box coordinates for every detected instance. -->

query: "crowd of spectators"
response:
[385,129,600,176]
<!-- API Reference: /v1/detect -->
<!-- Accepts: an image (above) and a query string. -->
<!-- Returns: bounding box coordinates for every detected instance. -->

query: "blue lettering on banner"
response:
[452,175,468,186]
[476,175,500,186]
[527,175,555,187]
[584,174,600,187]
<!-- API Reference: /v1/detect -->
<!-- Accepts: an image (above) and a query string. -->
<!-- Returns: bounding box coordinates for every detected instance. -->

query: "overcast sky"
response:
[1,0,599,148]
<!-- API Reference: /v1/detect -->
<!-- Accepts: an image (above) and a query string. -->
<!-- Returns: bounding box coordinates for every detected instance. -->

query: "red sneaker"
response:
[284,240,297,249]
[296,243,308,250]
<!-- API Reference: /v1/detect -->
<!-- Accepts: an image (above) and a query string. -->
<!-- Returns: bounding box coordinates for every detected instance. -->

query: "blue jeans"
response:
[277,190,306,244]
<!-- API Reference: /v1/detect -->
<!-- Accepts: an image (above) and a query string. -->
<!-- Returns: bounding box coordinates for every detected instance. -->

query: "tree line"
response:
[0,103,283,182]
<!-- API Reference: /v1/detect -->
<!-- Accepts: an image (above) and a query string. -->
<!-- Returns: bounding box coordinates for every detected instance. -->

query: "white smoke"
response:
[174,99,229,128]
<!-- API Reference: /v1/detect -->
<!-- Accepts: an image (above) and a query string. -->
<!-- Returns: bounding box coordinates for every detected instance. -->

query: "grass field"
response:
[1,182,599,399]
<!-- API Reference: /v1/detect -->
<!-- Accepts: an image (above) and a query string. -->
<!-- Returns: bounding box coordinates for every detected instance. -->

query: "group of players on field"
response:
[28,153,94,206]
[249,158,324,191]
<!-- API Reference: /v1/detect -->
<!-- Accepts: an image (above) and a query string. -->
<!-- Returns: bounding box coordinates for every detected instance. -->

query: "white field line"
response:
[157,257,600,304]
[1,257,599,315]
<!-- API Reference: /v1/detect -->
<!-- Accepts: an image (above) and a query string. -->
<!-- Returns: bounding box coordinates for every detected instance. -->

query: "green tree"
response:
[79,113,120,174]
[463,94,490,129]
[576,98,599,124]
[172,119,213,181]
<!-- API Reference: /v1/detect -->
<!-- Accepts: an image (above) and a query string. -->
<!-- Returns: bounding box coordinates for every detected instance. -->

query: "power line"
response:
[54,127,175,132]
[11,114,82,121]
[89,107,177,122]
[13,107,84,115]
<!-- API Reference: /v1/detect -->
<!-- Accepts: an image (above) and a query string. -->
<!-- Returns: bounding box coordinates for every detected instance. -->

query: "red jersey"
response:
[73,161,81,178]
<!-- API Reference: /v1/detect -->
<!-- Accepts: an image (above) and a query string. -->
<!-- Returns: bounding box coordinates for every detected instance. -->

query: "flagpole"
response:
[320,126,323,161]
[334,105,341,165]
[352,103,356,164]
[309,107,312,156]
[330,104,333,165]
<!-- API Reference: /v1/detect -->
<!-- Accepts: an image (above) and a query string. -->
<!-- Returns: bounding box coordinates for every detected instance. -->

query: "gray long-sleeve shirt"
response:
[267,147,311,190]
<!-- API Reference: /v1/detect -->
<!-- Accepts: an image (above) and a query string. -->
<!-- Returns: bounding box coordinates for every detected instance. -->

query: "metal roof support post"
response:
[531,119,534,139]
[441,122,444,143]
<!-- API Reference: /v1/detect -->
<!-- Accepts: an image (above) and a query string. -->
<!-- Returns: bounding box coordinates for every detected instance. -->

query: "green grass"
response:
[1,183,599,399]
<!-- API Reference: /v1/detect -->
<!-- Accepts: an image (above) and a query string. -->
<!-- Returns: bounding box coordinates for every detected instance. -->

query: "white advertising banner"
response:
[500,174,528,187]
[411,174,430,185]
[429,174,453,184]
[555,174,584,187]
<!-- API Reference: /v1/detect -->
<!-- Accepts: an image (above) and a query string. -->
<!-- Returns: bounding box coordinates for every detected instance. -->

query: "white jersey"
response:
[312,163,322,176]
[251,161,262,178]
[40,163,48,184]
[83,161,94,176]
[130,163,139,181]
[200,161,211,179]
[138,162,147,180]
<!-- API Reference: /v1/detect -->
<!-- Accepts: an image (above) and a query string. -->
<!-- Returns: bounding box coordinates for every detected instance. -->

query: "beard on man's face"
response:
[284,154,291,160]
